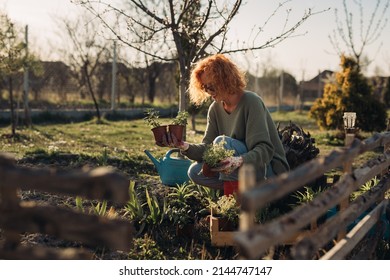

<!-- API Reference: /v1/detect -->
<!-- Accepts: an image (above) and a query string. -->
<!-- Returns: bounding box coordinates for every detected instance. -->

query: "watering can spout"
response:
[144,150,161,172]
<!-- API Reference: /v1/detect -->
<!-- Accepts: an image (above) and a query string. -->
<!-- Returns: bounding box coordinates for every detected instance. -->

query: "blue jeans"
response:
[187,136,275,189]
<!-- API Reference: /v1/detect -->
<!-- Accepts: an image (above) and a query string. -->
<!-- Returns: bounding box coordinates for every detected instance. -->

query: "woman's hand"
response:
[211,156,243,174]
[156,133,189,151]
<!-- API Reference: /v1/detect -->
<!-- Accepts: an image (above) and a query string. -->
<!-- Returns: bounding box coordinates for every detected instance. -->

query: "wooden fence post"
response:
[338,112,357,240]
[239,164,256,231]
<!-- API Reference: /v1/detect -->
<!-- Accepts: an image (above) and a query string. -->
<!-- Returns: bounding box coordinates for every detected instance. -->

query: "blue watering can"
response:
[144,148,192,186]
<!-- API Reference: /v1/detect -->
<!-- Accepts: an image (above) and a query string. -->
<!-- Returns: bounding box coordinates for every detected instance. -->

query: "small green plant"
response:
[128,234,165,260]
[97,147,109,166]
[144,188,166,226]
[166,183,198,228]
[202,138,235,168]
[171,110,189,126]
[351,176,380,201]
[196,184,221,202]
[168,183,198,204]
[90,200,108,216]
[75,196,84,213]
[166,204,193,228]
[210,195,239,225]
[143,108,162,128]
[290,186,323,207]
[124,181,144,219]
[124,181,146,235]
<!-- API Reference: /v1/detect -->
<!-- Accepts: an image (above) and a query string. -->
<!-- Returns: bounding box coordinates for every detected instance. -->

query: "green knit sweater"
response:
[184,91,289,180]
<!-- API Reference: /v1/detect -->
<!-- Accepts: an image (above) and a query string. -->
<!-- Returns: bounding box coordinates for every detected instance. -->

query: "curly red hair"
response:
[188,54,246,105]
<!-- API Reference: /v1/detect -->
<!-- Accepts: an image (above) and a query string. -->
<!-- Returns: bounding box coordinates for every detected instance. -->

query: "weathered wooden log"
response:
[240,140,361,212]
[320,200,388,260]
[291,176,390,259]
[354,156,390,186]
[0,164,130,205]
[360,132,390,153]
[0,153,16,166]
[0,201,134,252]
[0,246,93,260]
[235,175,355,259]
[235,158,390,259]
[0,164,21,249]
[240,132,390,212]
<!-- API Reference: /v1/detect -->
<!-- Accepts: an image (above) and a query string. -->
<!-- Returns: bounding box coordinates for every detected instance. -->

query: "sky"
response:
[1,0,390,81]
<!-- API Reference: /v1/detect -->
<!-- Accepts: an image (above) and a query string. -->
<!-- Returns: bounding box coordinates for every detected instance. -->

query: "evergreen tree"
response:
[310,55,387,132]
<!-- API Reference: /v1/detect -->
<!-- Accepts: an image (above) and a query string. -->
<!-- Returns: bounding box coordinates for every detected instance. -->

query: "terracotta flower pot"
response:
[168,124,184,142]
[202,163,218,177]
[151,125,167,144]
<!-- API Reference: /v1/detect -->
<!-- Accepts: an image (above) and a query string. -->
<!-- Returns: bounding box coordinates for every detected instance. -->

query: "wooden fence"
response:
[0,153,133,259]
[235,131,390,259]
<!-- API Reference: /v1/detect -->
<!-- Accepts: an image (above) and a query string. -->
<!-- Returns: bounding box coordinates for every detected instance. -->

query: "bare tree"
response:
[72,0,324,112]
[56,13,111,122]
[329,0,390,71]
[0,12,26,137]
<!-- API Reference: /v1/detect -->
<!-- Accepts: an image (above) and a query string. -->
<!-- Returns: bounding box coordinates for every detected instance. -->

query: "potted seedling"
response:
[208,194,239,246]
[210,195,239,231]
[144,108,167,144]
[202,138,235,177]
[169,110,189,142]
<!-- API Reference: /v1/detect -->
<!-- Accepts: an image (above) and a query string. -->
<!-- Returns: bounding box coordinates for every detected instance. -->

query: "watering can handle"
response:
[165,148,181,159]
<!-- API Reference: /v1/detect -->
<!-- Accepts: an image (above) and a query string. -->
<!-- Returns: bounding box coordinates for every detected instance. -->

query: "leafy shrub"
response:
[310,55,387,132]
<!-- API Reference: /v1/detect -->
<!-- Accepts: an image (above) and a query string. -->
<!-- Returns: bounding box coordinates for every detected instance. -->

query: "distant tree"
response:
[56,13,110,122]
[0,12,26,137]
[309,55,387,132]
[329,0,390,72]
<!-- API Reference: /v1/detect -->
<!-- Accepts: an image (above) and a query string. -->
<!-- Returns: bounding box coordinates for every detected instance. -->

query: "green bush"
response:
[310,55,387,132]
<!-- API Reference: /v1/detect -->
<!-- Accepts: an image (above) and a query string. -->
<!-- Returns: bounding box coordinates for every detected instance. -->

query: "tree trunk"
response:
[9,77,16,138]
[147,76,156,103]
[83,64,101,122]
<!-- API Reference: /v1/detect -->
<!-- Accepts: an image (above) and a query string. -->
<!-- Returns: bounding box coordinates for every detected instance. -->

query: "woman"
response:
[161,54,289,191]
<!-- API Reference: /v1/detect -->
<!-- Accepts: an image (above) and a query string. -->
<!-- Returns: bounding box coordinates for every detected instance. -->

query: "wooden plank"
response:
[0,201,134,252]
[353,157,390,186]
[360,132,390,153]
[210,216,235,247]
[1,165,130,205]
[0,246,93,260]
[235,131,390,259]
[240,140,362,212]
[320,200,388,260]
[235,175,356,259]
[291,176,390,259]
[236,158,390,259]
[241,132,390,212]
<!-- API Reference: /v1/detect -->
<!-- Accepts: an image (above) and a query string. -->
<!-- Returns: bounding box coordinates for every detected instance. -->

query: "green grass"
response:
[0,109,379,166]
